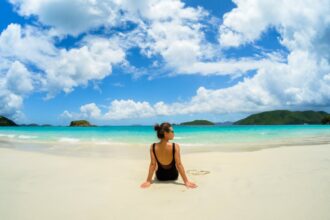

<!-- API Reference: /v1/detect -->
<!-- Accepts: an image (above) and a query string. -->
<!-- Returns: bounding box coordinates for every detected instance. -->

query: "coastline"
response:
[0,143,329,220]
[1,130,330,159]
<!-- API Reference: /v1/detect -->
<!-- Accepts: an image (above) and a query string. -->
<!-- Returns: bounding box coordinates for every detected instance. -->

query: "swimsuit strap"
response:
[172,142,175,159]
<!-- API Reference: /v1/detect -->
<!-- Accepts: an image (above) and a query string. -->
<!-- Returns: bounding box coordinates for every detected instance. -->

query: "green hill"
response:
[69,120,94,127]
[234,110,330,125]
[0,116,17,126]
[180,120,215,125]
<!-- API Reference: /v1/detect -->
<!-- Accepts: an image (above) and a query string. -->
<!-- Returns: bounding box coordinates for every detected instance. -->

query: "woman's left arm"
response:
[175,143,198,188]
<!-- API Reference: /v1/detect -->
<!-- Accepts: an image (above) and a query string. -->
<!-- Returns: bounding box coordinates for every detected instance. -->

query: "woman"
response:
[140,122,197,189]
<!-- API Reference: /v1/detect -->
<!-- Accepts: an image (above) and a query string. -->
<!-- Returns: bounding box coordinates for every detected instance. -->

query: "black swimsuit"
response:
[153,142,179,181]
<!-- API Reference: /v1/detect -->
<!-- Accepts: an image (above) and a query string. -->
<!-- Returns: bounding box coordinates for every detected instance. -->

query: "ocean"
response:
[1,125,330,154]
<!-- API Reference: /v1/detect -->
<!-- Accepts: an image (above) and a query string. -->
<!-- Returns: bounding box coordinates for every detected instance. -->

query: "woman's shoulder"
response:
[173,142,180,151]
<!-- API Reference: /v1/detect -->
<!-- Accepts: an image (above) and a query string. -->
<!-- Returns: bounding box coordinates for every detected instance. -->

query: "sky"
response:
[1,0,330,125]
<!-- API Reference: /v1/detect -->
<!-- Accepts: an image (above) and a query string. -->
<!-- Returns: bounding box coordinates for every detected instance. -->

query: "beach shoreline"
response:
[2,134,330,160]
[0,142,329,220]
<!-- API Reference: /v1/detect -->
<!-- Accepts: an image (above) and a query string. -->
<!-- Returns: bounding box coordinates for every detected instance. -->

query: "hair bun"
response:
[154,124,160,131]
[154,122,172,139]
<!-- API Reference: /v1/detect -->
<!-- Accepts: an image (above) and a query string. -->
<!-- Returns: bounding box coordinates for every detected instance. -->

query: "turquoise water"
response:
[1,125,330,146]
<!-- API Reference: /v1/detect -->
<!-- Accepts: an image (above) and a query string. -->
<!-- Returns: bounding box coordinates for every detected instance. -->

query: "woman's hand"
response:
[140,181,152,188]
[184,180,198,189]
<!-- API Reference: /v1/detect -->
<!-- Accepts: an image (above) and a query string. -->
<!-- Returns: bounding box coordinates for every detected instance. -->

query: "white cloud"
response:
[80,103,101,118]
[219,0,330,51]
[0,24,126,99]
[60,104,101,120]
[0,61,34,119]
[9,0,122,36]
[215,0,330,108]
[5,0,216,76]
[43,37,125,98]
[62,100,156,121]
[0,24,41,119]
[0,91,23,119]
[104,99,156,120]
[4,61,34,95]
[135,1,211,71]
[0,23,56,65]
[60,110,73,119]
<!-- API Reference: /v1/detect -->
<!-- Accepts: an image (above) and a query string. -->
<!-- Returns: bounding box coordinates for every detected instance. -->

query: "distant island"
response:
[20,124,53,127]
[69,120,95,127]
[180,120,215,125]
[234,110,330,125]
[0,116,17,126]
[215,121,233,126]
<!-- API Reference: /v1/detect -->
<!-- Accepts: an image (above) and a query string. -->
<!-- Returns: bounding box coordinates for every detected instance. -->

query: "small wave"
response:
[18,135,38,139]
[0,133,15,138]
[174,136,186,140]
[58,137,80,143]
[181,143,206,147]
[95,141,111,145]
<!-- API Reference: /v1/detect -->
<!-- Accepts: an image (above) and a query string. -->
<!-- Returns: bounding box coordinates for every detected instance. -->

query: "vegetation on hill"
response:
[234,110,330,125]
[180,120,215,125]
[0,116,17,126]
[69,120,94,127]
[321,116,330,124]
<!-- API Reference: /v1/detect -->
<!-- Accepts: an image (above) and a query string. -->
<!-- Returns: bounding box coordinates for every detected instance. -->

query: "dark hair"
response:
[154,122,172,139]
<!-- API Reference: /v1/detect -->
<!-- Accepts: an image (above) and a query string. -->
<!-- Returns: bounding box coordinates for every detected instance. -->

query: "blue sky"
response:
[1,0,330,125]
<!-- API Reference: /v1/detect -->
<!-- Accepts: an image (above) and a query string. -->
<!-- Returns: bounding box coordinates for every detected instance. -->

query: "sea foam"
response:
[58,137,80,143]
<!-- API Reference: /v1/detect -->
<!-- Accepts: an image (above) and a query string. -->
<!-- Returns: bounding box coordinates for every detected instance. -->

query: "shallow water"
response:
[1,125,330,158]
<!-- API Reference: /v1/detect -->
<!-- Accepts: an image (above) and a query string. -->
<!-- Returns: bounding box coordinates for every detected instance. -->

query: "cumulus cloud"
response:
[103,99,156,120]
[128,0,214,73]
[0,24,126,98]
[60,103,102,120]
[0,23,56,65]
[216,0,330,108]
[9,0,122,36]
[43,37,125,98]
[0,61,34,119]
[219,0,330,50]
[4,61,34,95]
[0,23,126,119]
[8,0,215,73]
[62,99,164,121]
[5,0,251,80]
[80,103,101,118]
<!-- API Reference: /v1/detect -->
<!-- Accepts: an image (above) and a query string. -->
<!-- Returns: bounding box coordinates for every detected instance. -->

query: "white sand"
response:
[0,144,329,220]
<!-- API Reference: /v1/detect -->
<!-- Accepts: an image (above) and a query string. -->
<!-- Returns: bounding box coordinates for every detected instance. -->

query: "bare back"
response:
[153,142,175,167]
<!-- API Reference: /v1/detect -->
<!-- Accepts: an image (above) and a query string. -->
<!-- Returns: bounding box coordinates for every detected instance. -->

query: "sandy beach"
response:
[0,144,329,220]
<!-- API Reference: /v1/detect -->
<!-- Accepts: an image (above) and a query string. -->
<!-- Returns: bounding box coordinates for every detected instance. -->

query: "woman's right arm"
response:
[140,144,157,188]
[174,143,197,188]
